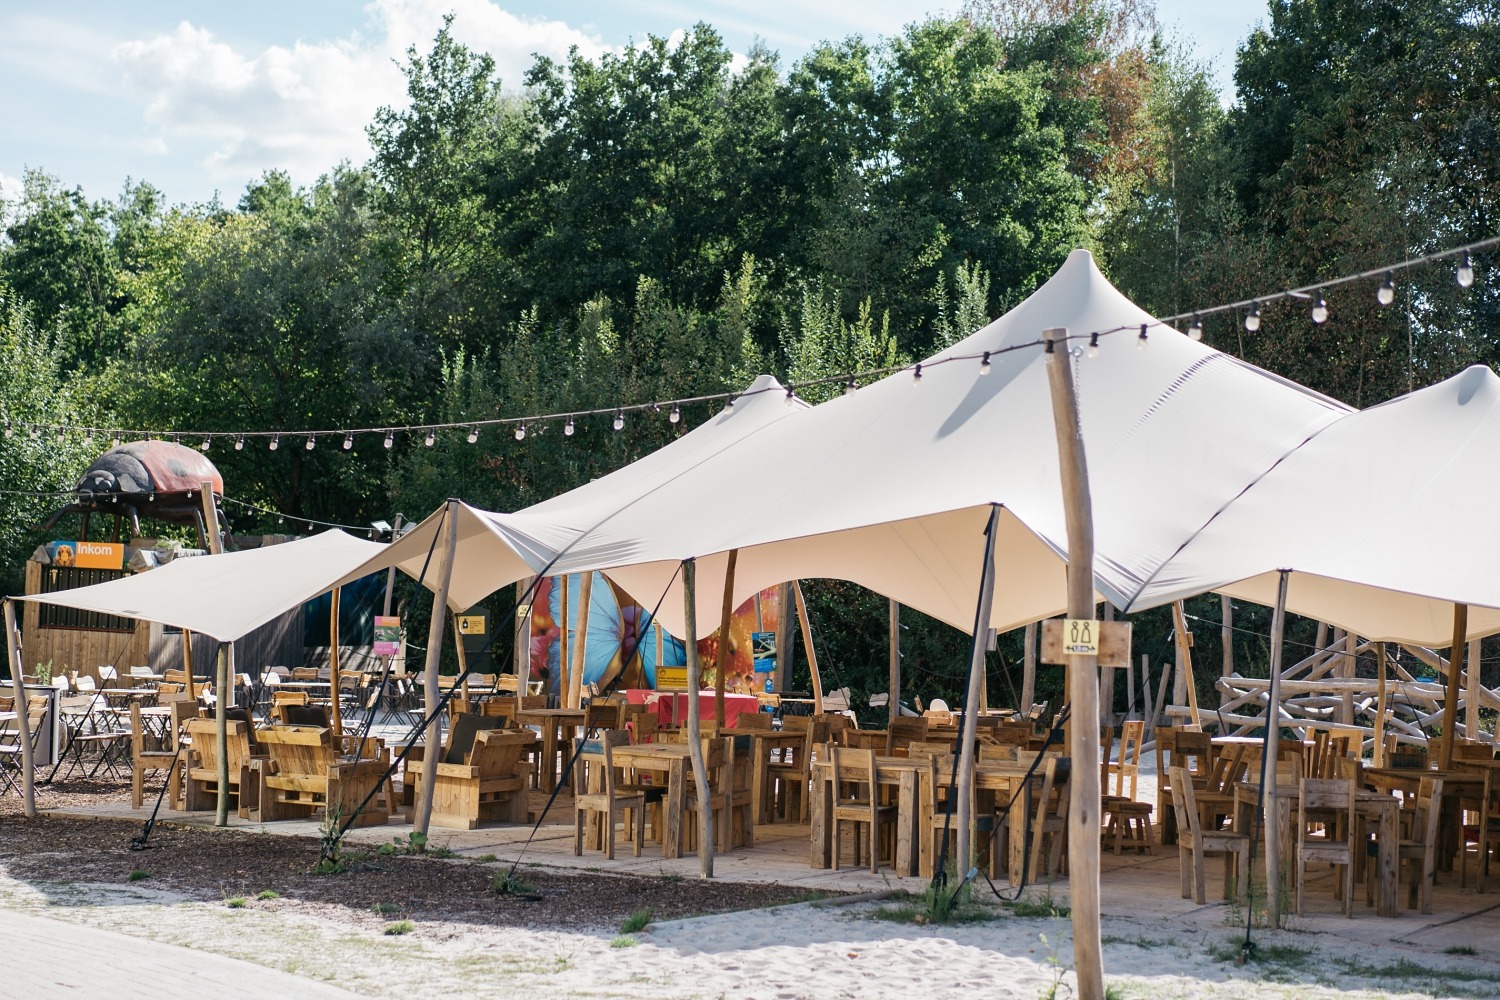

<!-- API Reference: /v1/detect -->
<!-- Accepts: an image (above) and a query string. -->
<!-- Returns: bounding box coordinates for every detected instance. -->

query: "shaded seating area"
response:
[249,725,390,827]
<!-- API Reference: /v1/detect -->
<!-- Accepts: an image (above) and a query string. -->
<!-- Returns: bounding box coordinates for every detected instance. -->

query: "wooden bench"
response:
[182,718,265,812]
[250,726,389,826]
[406,717,538,829]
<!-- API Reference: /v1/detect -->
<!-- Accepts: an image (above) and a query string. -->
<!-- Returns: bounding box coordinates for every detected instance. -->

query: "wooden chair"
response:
[408,719,537,829]
[270,690,309,723]
[683,737,734,852]
[291,667,319,682]
[913,749,962,877]
[129,700,196,809]
[1296,776,1358,917]
[1026,756,1072,881]
[765,718,811,823]
[0,695,50,796]
[729,711,771,731]
[1168,766,1248,904]
[830,745,898,873]
[1371,776,1442,913]
[841,729,889,751]
[1195,745,1250,832]
[1104,720,1145,800]
[1156,728,1211,844]
[251,726,389,826]
[182,718,264,811]
[889,716,929,752]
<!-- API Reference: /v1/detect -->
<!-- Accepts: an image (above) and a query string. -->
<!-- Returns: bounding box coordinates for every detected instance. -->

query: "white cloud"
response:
[0,171,22,229]
[107,1,606,194]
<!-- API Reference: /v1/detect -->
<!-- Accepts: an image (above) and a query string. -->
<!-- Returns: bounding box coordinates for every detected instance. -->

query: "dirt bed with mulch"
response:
[0,795,822,931]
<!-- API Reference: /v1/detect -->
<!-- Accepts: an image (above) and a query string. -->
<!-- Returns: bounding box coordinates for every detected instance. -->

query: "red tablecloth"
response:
[623,689,760,727]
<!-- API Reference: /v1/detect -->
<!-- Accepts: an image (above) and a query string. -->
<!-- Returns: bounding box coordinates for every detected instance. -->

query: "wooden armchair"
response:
[182,718,264,811]
[251,726,389,826]
[129,700,197,809]
[1156,728,1211,844]
[406,717,538,829]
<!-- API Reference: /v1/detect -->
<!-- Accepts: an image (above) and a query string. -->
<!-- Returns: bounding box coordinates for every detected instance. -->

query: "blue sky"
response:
[0,0,1269,211]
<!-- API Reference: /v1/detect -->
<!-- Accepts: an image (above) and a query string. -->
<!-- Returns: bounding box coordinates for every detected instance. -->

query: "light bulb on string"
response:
[668,405,680,424]
[1137,323,1149,350]
[269,435,280,451]
[305,435,316,451]
[514,423,526,441]
[980,352,992,374]
[343,432,355,450]
[424,428,435,447]
[784,388,796,407]
[83,429,93,446]
[2,421,10,438]
[725,395,736,410]
[1245,302,1261,332]
[28,426,38,439]
[613,411,624,431]
[1378,272,1396,306]
[564,416,575,437]
[1458,252,1475,288]
[234,435,245,451]
[912,363,923,384]
[1188,314,1204,340]
[1086,333,1099,358]
[1311,293,1329,324]
[383,430,395,450]
[112,434,121,447]
[467,426,480,444]
[844,375,857,396]
[200,435,211,451]
[55,428,65,443]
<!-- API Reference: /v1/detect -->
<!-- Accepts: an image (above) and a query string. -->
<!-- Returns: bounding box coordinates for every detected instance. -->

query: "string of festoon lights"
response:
[3,235,1493,449]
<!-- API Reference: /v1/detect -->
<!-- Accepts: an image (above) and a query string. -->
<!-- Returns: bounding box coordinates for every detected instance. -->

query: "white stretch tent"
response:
[352,250,1349,638]
[341,374,809,612]
[17,529,388,642]
[1122,365,1500,645]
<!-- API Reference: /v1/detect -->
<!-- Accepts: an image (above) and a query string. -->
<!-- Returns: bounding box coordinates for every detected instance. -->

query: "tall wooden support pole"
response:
[1021,621,1037,712]
[1125,653,1136,720]
[888,600,901,752]
[1374,642,1388,767]
[198,481,223,555]
[182,629,195,701]
[793,582,823,713]
[4,600,36,817]
[453,617,470,705]
[774,583,793,696]
[1467,638,1482,741]
[1221,596,1234,684]
[683,559,714,877]
[1172,602,1199,729]
[1258,570,1291,928]
[215,643,231,826]
[413,502,458,840]
[1440,604,1468,769]
[568,574,592,709]
[329,588,343,735]
[715,550,739,726]
[1043,327,1103,998]
[558,575,569,705]
[516,577,533,693]
[955,506,1000,882]
[1100,604,1115,725]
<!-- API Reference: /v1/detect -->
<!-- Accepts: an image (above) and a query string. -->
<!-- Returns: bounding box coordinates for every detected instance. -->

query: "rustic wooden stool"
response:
[1102,798,1155,855]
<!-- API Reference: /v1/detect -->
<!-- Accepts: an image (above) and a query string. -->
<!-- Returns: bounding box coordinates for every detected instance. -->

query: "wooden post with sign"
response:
[1043,326,1105,999]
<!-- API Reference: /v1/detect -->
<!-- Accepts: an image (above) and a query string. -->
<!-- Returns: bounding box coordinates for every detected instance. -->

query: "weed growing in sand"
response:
[371,902,401,916]
[619,909,653,934]
[127,870,149,882]
[473,854,498,863]
[1209,938,1314,981]
[225,896,247,908]
[384,920,415,936]
[610,936,639,949]
[1445,945,1478,956]
[256,889,279,900]
[1037,932,1067,1000]
[493,872,539,898]
[376,831,456,859]
[1334,955,1497,992]
[1007,889,1069,919]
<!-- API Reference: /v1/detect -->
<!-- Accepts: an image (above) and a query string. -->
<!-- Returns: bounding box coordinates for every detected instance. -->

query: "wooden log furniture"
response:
[405,717,538,829]
[250,725,389,826]
[182,717,263,812]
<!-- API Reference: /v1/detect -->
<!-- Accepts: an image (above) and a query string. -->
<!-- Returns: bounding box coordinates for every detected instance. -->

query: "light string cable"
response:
[6,233,1495,446]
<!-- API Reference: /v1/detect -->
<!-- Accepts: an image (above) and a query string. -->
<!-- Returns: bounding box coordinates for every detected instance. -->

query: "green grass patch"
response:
[126,870,149,883]
[225,896,247,908]
[619,908,653,934]
[473,854,498,863]
[255,889,280,900]
[371,902,401,916]
[1445,945,1478,956]
[1006,891,1069,919]
[610,936,638,949]
[384,920,415,936]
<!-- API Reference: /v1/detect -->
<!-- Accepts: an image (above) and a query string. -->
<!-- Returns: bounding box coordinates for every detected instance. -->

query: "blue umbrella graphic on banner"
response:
[548,573,686,690]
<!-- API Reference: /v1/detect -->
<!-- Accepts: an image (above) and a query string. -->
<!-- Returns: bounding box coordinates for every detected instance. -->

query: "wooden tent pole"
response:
[1021,621,1037,712]
[329,588,343,735]
[1374,642,1388,767]
[1043,327,1103,999]
[793,582,823,713]
[515,577,533,693]
[1172,602,1200,729]
[183,629,195,701]
[774,583,792,696]
[413,501,458,840]
[683,559,714,877]
[715,551,739,726]
[888,600,900,753]
[568,574,591,709]
[1467,637,1482,741]
[4,600,36,817]
[1221,596,1234,684]
[955,506,1000,882]
[215,642,231,826]
[452,615,469,705]
[1259,570,1291,927]
[1439,604,1468,769]
[558,575,569,706]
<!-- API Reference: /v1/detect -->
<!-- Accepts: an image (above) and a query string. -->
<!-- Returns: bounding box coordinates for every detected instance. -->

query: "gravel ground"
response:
[0,779,823,930]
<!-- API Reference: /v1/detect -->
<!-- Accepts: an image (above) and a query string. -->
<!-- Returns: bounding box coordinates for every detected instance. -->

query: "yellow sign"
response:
[457,615,487,635]
[1062,618,1099,656]
[657,666,689,690]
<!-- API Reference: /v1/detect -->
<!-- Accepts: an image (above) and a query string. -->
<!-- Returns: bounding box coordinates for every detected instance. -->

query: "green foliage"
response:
[255,889,280,900]
[225,896,246,908]
[126,869,148,882]
[371,902,401,915]
[609,936,638,949]
[618,908,653,934]
[383,920,415,935]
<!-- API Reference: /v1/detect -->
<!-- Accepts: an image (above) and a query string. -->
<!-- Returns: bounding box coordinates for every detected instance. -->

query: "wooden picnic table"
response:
[1232,779,1401,916]
[809,754,922,875]
[516,707,586,794]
